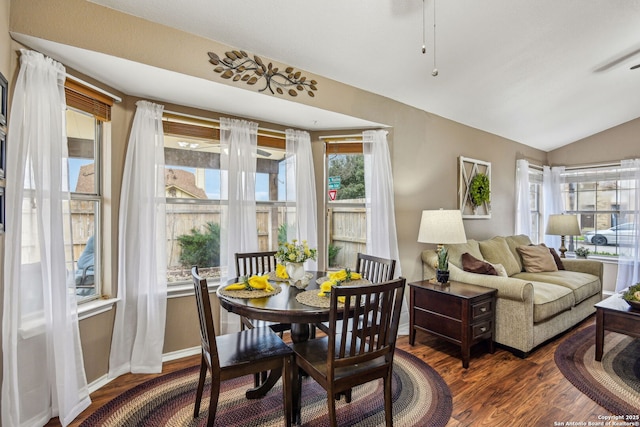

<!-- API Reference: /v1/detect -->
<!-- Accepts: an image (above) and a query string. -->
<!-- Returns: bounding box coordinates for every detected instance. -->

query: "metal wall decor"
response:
[459,156,491,219]
[208,50,318,98]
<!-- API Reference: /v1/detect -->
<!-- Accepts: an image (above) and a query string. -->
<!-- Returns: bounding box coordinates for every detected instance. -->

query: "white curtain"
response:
[615,159,640,292]
[285,129,318,271]
[514,159,531,237]
[362,130,408,334]
[220,117,258,333]
[542,165,565,248]
[2,50,90,427]
[109,100,167,377]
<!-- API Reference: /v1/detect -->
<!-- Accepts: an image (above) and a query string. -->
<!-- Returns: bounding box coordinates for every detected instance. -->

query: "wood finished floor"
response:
[47,315,609,427]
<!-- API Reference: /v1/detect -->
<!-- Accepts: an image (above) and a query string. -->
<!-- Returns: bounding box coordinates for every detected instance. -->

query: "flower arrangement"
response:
[275,239,317,264]
[575,247,590,258]
[469,173,491,207]
[622,283,640,303]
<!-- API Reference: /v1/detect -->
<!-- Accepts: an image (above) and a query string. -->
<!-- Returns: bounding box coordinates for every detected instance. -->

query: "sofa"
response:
[421,235,602,356]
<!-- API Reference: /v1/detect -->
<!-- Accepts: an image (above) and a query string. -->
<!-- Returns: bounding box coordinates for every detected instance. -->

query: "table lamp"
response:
[418,209,467,283]
[545,214,580,258]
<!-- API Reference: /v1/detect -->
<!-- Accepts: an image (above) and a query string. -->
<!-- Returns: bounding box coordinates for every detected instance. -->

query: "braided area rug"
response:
[554,325,640,415]
[79,348,452,427]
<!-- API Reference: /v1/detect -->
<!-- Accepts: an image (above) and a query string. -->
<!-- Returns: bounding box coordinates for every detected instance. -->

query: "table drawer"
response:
[472,320,492,340]
[414,309,461,341]
[472,299,493,320]
[414,290,462,319]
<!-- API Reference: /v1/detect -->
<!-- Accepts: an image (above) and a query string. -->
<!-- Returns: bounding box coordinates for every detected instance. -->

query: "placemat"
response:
[219,283,282,299]
[316,277,372,287]
[296,290,337,308]
[267,271,289,282]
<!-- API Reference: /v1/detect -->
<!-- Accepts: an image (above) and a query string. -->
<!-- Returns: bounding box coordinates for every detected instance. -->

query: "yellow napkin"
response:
[226,274,275,292]
[328,269,362,282]
[318,280,345,303]
[276,263,289,279]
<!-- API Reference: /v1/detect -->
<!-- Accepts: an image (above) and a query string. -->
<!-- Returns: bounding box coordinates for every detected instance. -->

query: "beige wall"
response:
[2,0,636,400]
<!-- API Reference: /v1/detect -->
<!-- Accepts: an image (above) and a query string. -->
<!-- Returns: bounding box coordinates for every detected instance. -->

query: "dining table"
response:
[216,271,334,400]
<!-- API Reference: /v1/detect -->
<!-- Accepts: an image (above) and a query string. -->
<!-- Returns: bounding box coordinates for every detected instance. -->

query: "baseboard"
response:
[86,346,201,394]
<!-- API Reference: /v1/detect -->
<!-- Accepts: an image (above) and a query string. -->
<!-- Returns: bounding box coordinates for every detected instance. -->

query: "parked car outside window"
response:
[583,223,635,246]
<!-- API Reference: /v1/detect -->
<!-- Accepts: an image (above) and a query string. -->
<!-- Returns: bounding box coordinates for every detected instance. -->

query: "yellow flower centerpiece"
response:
[276,239,317,287]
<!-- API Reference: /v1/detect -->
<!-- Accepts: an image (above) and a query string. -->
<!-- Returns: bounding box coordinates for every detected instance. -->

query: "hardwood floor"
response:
[48,315,607,427]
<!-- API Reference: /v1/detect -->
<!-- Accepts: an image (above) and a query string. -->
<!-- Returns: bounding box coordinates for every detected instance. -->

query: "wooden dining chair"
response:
[191,266,293,427]
[291,277,406,427]
[355,253,396,283]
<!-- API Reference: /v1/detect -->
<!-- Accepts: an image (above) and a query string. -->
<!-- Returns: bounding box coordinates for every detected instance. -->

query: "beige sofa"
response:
[421,235,602,356]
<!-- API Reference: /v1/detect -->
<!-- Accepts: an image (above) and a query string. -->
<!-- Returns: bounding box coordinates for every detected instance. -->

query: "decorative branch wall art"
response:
[459,156,491,219]
[208,50,318,98]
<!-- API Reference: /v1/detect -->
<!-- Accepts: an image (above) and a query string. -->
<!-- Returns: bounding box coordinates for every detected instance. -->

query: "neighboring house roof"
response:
[76,164,207,199]
[75,163,95,193]
[165,168,207,199]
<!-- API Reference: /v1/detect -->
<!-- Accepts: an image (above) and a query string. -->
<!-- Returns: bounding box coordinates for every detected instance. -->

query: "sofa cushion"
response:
[546,246,565,270]
[491,263,509,277]
[528,280,575,323]
[479,237,521,276]
[517,245,559,273]
[445,239,483,269]
[512,270,600,305]
[462,252,498,275]
[505,235,533,272]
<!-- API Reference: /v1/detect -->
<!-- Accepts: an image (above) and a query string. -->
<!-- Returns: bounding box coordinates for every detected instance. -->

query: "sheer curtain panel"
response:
[362,130,408,334]
[515,159,532,237]
[109,100,167,377]
[542,165,565,248]
[615,159,640,292]
[285,129,318,271]
[220,117,258,333]
[2,50,90,427]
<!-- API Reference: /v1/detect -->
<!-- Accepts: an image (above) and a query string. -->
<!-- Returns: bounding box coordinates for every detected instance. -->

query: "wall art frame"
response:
[459,156,491,219]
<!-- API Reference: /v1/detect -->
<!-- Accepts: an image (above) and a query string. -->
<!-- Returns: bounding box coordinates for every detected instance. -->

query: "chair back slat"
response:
[235,251,277,277]
[355,253,396,283]
[192,266,220,371]
[327,278,406,371]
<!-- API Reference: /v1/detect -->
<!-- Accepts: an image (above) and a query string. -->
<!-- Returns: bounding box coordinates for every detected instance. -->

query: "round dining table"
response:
[216,271,330,344]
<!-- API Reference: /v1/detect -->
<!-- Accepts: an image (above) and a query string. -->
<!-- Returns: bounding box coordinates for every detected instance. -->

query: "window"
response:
[325,140,366,268]
[64,79,112,301]
[528,167,542,244]
[562,165,637,257]
[163,116,289,285]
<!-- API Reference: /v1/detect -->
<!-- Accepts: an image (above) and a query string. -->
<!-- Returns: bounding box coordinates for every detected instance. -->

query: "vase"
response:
[286,262,306,284]
[436,269,449,284]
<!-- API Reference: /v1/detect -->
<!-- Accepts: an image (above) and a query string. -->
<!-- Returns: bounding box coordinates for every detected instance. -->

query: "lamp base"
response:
[559,236,567,258]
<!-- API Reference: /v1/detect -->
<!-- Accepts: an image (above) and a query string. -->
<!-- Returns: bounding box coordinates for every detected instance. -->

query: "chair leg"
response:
[194,356,207,418]
[292,362,302,425]
[282,355,293,427]
[207,377,221,427]
[384,374,393,427]
[327,388,338,427]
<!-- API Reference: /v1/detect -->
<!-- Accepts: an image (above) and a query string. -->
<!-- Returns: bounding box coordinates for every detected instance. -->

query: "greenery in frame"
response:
[327,154,365,200]
[469,173,491,207]
[177,222,221,268]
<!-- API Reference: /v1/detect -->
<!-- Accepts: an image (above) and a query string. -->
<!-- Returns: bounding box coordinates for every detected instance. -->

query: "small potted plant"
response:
[575,247,590,259]
[436,247,450,284]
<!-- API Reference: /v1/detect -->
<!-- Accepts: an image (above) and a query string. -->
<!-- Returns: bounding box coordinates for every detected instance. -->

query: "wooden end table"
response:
[594,294,640,361]
[409,280,497,368]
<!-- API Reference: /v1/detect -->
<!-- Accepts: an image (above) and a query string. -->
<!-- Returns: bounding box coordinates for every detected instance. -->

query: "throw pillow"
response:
[516,245,559,273]
[490,263,509,277]
[540,243,565,270]
[461,252,498,276]
[479,237,521,276]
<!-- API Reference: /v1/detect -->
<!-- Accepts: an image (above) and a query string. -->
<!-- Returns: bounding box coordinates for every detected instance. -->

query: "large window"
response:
[163,117,289,285]
[563,166,637,257]
[325,140,366,269]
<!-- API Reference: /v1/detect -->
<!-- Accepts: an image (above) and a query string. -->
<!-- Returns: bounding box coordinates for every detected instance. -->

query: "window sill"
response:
[167,282,221,299]
[78,297,119,321]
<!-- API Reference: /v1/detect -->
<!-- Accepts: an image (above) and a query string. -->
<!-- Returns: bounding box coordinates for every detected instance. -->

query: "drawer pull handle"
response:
[480,307,487,312]
[480,327,487,333]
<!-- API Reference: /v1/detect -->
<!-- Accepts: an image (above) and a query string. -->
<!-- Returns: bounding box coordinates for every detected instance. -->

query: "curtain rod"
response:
[66,74,122,103]
[163,109,287,136]
[564,161,622,171]
[319,134,363,140]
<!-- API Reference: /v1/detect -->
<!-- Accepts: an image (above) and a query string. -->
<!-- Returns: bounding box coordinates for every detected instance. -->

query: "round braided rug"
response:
[79,348,452,427]
[554,325,640,415]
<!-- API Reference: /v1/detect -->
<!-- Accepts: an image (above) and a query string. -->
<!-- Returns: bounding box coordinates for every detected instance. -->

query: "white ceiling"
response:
[18,1,640,151]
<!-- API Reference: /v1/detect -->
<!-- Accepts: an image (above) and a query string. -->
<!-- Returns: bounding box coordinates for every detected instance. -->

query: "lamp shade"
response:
[418,209,467,244]
[545,214,581,236]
